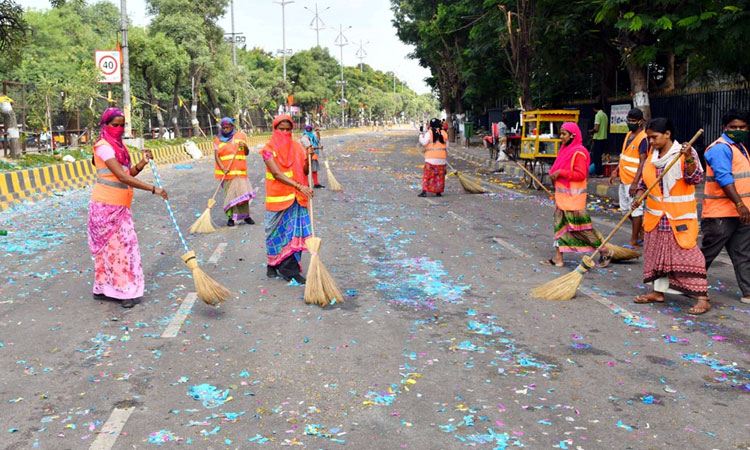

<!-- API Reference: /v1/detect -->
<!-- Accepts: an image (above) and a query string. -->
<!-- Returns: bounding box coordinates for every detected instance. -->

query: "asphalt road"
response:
[1,131,748,449]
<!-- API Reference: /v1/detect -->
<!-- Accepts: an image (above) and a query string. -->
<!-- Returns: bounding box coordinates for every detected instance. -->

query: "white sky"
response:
[17,0,433,94]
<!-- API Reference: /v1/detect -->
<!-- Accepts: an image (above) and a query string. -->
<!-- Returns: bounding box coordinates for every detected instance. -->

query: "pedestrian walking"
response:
[260,115,314,284]
[214,117,255,227]
[608,108,649,248]
[589,104,608,177]
[418,118,448,198]
[88,108,168,308]
[700,109,750,304]
[543,122,612,267]
[300,124,324,188]
[631,118,710,314]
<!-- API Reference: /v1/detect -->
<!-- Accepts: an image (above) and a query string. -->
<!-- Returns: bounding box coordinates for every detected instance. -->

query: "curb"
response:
[0,141,213,212]
[451,148,619,201]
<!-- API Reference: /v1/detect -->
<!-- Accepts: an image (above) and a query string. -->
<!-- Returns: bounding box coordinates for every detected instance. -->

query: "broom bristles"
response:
[182,251,232,306]
[304,237,344,307]
[531,258,594,300]
[456,172,487,194]
[605,243,641,261]
[189,207,217,234]
[324,161,343,192]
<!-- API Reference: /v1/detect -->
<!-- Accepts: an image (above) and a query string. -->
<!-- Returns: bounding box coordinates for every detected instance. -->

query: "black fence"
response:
[568,86,750,156]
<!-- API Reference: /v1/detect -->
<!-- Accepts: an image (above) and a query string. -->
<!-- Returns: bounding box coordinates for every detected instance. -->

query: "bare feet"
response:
[634,292,665,303]
[688,297,711,315]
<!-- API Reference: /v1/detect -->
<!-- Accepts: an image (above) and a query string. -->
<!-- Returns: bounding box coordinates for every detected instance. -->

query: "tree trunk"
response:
[659,51,675,93]
[627,62,651,121]
[171,77,181,138]
[0,100,21,158]
[189,70,204,137]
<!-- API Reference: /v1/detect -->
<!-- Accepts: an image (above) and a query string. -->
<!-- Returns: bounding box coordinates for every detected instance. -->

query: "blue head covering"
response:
[219,117,235,142]
[303,125,319,150]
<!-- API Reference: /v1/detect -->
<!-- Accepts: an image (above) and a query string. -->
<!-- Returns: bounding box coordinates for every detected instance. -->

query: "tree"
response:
[0,0,27,64]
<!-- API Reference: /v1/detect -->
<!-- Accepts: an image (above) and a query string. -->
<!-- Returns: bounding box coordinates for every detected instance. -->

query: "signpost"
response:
[95,50,122,84]
[610,104,631,134]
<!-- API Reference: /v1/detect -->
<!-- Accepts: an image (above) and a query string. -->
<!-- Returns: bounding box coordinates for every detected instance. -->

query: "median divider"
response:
[0,141,213,212]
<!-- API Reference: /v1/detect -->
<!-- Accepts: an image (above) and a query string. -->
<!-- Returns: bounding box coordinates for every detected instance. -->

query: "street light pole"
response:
[120,0,132,137]
[355,40,369,72]
[304,3,329,48]
[231,0,236,65]
[274,0,294,83]
[334,24,350,127]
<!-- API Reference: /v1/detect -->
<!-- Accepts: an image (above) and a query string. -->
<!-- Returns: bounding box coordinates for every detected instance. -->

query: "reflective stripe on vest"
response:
[266,170,294,180]
[642,156,698,249]
[96,177,129,189]
[220,154,247,161]
[618,131,647,185]
[215,170,247,176]
[703,136,750,218]
[266,193,296,204]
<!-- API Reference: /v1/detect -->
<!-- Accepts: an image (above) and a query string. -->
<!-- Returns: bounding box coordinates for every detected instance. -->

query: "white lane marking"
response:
[582,288,641,321]
[492,237,530,258]
[426,198,438,206]
[208,242,228,264]
[161,293,198,338]
[89,407,135,450]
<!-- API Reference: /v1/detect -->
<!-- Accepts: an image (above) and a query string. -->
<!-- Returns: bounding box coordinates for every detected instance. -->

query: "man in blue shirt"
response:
[701,109,750,304]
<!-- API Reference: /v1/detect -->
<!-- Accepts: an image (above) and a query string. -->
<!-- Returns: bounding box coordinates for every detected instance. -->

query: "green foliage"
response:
[0,0,28,64]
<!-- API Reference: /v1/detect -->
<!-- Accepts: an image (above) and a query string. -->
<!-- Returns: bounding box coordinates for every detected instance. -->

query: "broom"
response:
[324,160,343,192]
[532,129,704,300]
[149,161,232,305]
[304,154,344,307]
[445,162,487,194]
[501,148,640,261]
[189,148,241,234]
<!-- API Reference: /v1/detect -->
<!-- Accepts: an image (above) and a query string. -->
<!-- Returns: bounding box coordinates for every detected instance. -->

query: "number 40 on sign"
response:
[95,50,122,84]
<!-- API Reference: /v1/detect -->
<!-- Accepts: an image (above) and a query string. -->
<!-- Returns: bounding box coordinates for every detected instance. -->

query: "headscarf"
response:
[302,125,319,149]
[219,117,235,143]
[97,108,130,167]
[270,114,296,167]
[550,122,589,187]
[429,118,445,144]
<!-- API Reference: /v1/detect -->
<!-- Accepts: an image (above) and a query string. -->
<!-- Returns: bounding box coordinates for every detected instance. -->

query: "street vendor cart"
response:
[519,109,580,189]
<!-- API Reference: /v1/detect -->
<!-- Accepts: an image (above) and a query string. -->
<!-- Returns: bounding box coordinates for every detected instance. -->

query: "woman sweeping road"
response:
[543,122,612,267]
[300,124,324,188]
[214,117,255,227]
[631,118,710,315]
[260,115,314,284]
[418,118,448,197]
[88,108,167,308]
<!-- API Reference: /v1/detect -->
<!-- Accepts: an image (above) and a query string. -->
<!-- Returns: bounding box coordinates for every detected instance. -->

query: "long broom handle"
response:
[589,129,704,261]
[501,147,554,197]
[307,152,316,237]
[149,160,191,254]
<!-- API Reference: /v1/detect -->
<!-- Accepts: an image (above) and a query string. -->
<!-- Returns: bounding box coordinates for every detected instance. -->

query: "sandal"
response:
[541,258,564,268]
[688,297,711,315]
[634,293,665,304]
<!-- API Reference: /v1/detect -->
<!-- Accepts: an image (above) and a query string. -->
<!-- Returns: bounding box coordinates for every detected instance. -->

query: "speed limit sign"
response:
[95,50,122,84]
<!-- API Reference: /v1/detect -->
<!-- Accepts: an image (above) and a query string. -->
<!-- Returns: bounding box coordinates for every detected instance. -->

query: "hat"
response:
[305,125,313,131]
[627,108,644,120]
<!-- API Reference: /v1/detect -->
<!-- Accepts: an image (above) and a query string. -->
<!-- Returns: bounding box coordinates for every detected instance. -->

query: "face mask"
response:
[103,124,124,140]
[627,122,641,132]
[726,129,748,143]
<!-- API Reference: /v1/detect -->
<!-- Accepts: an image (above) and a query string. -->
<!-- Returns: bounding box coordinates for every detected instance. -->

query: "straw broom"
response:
[445,162,487,194]
[502,148,641,261]
[324,160,343,192]
[304,154,344,307]
[189,148,241,234]
[532,129,704,300]
[149,161,232,305]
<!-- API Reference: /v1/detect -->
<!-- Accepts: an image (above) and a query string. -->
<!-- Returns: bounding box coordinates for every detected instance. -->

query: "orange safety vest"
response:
[262,140,309,212]
[91,139,134,208]
[703,136,750,218]
[554,151,588,211]
[214,132,248,180]
[642,154,699,249]
[424,129,448,160]
[618,130,648,185]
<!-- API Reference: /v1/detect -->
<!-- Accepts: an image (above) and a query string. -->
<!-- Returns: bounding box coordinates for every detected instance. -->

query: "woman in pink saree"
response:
[88,108,168,308]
